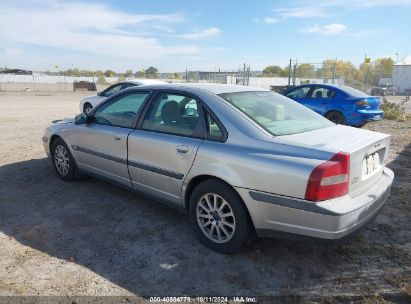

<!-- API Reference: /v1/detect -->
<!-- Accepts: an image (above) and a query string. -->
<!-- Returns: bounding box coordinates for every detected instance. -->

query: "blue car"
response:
[284,84,384,126]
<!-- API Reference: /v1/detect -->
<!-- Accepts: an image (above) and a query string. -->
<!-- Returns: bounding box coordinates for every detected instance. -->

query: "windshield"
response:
[340,86,369,97]
[218,91,334,136]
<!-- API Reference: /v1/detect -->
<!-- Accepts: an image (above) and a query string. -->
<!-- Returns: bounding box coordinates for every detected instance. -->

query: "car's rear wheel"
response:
[189,180,253,254]
[51,138,77,181]
[83,103,93,114]
[326,111,346,125]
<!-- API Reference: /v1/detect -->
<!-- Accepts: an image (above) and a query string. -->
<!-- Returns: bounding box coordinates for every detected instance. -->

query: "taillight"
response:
[356,99,370,107]
[305,151,350,201]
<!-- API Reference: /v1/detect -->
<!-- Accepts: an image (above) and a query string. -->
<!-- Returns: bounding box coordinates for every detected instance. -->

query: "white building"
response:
[393,55,411,94]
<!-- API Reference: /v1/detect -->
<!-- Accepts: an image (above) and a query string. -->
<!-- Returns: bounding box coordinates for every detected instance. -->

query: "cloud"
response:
[320,0,411,9]
[176,28,221,40]
[303,23,347,36]
[254,5,326,26]
[254,17,280,24]
[274,7,327,18]
[256,0,411,25]
[0,0,201,60]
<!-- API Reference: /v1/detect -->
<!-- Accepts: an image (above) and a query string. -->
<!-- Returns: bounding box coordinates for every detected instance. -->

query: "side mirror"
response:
[97,92,103,96]
[75,113,90,125]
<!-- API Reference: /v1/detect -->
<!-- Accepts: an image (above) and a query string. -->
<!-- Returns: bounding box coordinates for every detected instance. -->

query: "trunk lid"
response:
[275,125,391,196]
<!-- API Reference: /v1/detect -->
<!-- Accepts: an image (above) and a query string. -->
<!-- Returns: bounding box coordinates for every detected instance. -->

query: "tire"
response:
[325,111,346,125]
[83,103,93,114]
[189,179,253,254]
[51,138,77,181]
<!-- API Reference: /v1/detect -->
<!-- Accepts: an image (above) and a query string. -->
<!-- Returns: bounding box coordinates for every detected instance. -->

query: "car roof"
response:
[124,79,166,85]
[295,83,360,91]
[137,82,269,94]
[296,83,342,88]
[289,83,370,97]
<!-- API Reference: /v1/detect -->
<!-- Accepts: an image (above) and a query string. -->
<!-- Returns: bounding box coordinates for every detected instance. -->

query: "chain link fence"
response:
[0,74,119,92]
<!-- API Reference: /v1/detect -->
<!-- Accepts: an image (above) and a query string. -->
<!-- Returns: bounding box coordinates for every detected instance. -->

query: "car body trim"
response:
[76,146,127,164]
[128,160,184,180]
[248,191,340,216]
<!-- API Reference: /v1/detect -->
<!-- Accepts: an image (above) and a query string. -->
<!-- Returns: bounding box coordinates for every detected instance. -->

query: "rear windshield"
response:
[218,91,333,136]
[340,86,369,97]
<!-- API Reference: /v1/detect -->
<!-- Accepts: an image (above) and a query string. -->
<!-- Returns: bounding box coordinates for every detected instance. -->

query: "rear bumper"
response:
[236,167,394,240]
[356,109,384,122]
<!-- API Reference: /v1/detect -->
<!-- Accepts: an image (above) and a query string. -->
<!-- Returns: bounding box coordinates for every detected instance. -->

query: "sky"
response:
[1,0,410,72]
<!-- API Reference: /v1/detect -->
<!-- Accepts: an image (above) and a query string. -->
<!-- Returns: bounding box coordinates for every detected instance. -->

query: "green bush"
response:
[97,75,108,85]
[381,96,409,120]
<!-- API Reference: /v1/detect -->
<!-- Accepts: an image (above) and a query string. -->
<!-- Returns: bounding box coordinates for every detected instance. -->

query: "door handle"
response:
[113,136,123,141]
[176,145,190,154]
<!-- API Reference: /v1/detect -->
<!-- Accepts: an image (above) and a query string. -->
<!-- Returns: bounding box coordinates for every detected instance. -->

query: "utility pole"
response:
[365,64,370,93]
[292,59,297,86]
[332,57,337,84]
[288,59,292,86]
[185,69,188,83]
[243,63,246,85]
[363,54,371,93]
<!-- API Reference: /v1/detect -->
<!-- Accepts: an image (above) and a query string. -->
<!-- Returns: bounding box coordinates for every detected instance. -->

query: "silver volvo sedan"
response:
[42,83,394,254]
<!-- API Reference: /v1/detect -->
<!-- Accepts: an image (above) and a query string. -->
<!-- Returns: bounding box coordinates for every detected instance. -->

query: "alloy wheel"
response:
[196,193,236,244]
[54,144,70,176]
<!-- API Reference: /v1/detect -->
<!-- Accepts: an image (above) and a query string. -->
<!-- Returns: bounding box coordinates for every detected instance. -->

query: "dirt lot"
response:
[0,91,410,303]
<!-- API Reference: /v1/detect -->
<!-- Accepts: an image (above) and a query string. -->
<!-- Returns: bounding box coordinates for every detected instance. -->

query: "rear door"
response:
[74,91,150,186]
[127,91,204,205]
[304,86,336,115]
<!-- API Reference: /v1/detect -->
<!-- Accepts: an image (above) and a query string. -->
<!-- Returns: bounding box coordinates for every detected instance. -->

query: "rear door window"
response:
[309,87,336,99]
[142,93,201,137]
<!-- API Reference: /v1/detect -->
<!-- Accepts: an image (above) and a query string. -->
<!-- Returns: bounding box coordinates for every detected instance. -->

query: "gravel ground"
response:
[0,91,410,303]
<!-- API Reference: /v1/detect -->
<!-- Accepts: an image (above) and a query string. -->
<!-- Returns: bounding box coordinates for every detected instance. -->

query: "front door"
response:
[286,86,311,106]
[127,92,204,204]
[75,91,150,186]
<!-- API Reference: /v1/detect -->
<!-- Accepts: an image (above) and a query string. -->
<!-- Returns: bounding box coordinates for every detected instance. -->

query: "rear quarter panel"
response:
[185,139,332,200]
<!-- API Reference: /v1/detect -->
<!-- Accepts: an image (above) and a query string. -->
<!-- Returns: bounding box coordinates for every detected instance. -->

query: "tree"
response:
[372,58,394,84]
[358,57,394,85]
[280,65,290,77]
[317,59,358,80]
[80,70,94,77]
[94,70,104,76]
[124,69,133,78]
[104,70,116,77]
[62,68,81,77]
[262,65,283,76]
[296,64,315,78]
[135,70,145,78]
[144,66,158,78]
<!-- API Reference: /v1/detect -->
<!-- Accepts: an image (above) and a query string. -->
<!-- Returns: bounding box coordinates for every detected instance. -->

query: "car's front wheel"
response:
[51,138,77,181]
[326,111,346,125]
[83,103,93,114]
[189,180,253,254]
